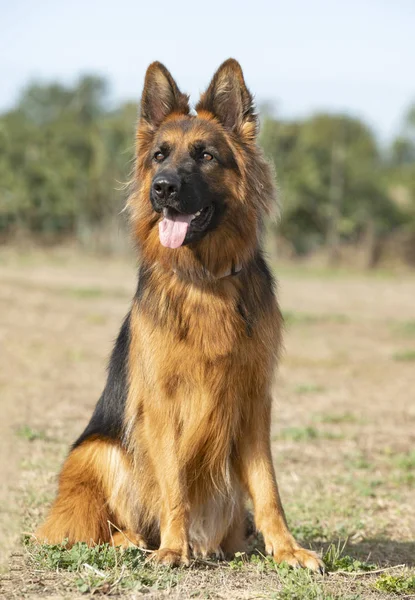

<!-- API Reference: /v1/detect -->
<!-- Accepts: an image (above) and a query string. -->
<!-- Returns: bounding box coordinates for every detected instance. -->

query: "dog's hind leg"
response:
[36,436,138,546]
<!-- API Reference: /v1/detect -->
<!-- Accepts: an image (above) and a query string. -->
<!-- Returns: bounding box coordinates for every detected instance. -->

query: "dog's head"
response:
[130,59,276,279]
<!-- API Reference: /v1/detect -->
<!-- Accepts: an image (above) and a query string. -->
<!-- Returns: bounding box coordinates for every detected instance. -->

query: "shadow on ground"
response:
[311,538,415,567]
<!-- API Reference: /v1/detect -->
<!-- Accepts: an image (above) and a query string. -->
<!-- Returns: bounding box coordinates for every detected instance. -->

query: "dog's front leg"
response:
[145,408,190,567]
[238,398,324,572]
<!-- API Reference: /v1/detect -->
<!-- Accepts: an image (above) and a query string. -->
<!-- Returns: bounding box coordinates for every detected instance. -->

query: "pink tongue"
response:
[159,212,193,249]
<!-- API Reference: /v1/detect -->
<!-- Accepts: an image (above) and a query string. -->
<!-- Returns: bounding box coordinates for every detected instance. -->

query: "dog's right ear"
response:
[139,62,189,129]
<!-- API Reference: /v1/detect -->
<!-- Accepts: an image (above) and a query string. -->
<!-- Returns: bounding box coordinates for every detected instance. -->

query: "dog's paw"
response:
[152,548,190,567]
[267,542,324,572]
[190,542,224,560]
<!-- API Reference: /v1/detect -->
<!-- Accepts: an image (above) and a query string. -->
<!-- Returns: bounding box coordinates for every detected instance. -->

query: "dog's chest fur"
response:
[126,269,273,480]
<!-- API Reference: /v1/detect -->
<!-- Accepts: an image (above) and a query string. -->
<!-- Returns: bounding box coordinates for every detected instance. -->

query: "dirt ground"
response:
[0,248,414,599]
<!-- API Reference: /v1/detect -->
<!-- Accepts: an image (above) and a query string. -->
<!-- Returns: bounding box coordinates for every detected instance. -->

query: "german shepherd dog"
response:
[36,59,323,571]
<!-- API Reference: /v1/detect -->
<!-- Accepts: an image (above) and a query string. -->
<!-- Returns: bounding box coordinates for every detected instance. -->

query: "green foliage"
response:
[375,574,415,593]
[0,78,414,262]
[32,541,121,572]
[26,541,180,595]
[0,76,135,240]
[260,113,406,255]
[323,542,376,573]
[230,552,366,599]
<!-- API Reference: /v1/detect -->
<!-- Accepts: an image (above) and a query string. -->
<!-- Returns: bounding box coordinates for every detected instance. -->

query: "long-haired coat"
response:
[36,59,323,571]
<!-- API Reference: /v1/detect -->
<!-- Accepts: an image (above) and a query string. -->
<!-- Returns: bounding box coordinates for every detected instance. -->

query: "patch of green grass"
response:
[276,426,319,441]
[283,311,349,328]
[294,383,326,394]
[60,285,129,300]
[229,555,335,599]
[318,412,359,425]
[390,451,415,486]
[15,425,48,442]
[352,478,382,498]
[344,452,371,470]
[290,523,328,542]
[374,573,415,593]
[64,286,104,299]
[273,564,337,600]
[393,450,415,471]
[274,426,343,442]
[393,349,415,362]
[394,320,415,337]
[25,541,180,595]
[323,542,377,573]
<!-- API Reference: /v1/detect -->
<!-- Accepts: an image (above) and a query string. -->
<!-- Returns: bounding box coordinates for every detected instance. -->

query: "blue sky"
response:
[1,0,414,142]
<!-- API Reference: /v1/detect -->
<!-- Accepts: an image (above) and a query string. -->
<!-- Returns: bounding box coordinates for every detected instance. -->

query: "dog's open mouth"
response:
[158,205,214,248]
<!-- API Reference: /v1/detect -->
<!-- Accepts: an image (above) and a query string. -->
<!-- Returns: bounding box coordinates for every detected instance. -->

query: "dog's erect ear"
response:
[196,59,257,139]
[140,62,189,128]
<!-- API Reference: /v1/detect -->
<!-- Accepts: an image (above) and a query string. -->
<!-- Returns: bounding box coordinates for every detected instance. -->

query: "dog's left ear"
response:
[196,59,257,139]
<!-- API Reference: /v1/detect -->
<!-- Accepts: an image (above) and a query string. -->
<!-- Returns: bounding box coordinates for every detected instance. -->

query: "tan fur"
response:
[36,60,323,571]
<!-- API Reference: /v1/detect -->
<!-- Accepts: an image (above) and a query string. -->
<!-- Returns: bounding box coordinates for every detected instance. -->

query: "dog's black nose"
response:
[152,175,180,203]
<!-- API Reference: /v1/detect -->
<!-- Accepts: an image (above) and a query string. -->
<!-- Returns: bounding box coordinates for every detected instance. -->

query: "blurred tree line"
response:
[0,76,136,251]
[260,105,415,266]
[0,75,414,265]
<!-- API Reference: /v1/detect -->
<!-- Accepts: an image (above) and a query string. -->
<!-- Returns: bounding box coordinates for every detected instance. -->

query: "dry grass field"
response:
[0,249,414,599]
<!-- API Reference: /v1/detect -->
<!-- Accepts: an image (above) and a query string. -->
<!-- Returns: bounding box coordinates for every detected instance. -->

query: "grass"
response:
[323,542,376,573]
[344,452,371,470]
[65,286,105,299]
[391,451,415,486]
[393,450,415,471]
[290,523,328,543]
[294,383,326,394]
[374,573,415,593]
[274,426,343,442]
[3,253,415,599]
[392,349,415,362]
[352,478,383,498]
[317,412,359,425]
[25,539,411,600]
[15,425,48,442]
[393,320,415,337]
[283,311,350,328]
[24,540,384,599]
[60,285,129,300]
[25,540,180,595]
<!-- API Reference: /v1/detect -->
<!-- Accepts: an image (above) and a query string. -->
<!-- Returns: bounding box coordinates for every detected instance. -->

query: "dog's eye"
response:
[154,151,165,163]
[202,152,213,162]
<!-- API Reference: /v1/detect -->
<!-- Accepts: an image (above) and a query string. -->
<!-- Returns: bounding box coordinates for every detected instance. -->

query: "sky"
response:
[1,0,414,142]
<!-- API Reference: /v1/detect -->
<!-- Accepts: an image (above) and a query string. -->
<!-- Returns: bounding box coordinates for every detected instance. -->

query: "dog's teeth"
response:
[195,210,201,217]
[163,208,168,216]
